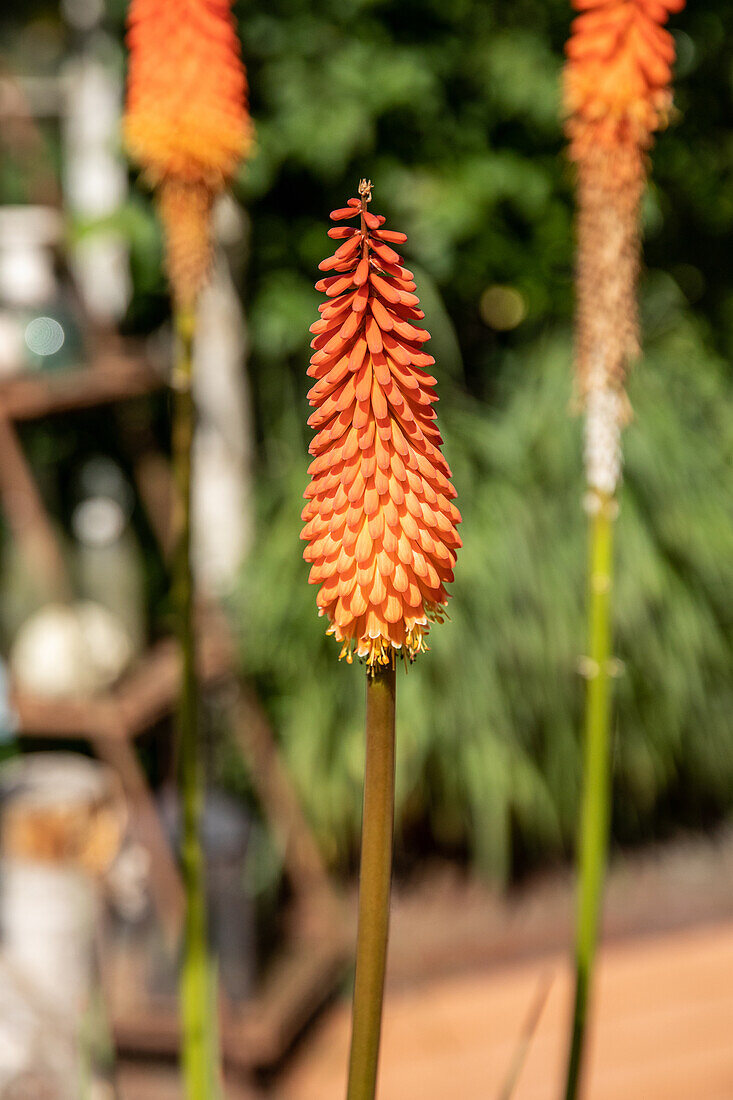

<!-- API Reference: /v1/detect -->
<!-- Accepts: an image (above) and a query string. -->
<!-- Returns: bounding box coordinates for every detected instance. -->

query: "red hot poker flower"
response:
[123,0,252,306]
[565,0,685,164]
[124,0,250,189]
[301,182,461,667]
[564,0,685,407]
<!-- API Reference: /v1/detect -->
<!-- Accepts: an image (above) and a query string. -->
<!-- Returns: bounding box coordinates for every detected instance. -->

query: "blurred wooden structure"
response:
[0,347,348,1076]
[116,1061,266,1100]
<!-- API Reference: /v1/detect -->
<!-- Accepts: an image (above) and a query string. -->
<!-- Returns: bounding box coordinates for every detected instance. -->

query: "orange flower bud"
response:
[301,183,461,667]
[123,0,252,306]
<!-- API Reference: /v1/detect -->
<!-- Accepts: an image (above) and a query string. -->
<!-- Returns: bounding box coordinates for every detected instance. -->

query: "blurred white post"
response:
[61,0,131,325]
[0,753,124,1095]
[192,197,254,592]
[1,862,97,1019]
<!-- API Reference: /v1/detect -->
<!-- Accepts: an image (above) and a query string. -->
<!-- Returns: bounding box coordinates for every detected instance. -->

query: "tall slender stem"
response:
[564,494,615,1100]
[172,306,215,1099]
[346,664,396,1100]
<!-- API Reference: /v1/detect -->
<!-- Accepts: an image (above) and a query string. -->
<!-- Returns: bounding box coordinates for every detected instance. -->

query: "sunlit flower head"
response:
[124,0,251,188]
[123,0,252,305]
[564,0,685,412]
[301,182,461,667]
[564,0,685,166]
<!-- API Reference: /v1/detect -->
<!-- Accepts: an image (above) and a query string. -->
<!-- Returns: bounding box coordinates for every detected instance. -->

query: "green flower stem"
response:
[346,664,397,1100]
[564,492,615,1100]
[172,306,217,1100]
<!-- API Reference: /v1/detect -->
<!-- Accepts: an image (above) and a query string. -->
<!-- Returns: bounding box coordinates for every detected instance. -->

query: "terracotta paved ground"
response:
[279,918,733,1100]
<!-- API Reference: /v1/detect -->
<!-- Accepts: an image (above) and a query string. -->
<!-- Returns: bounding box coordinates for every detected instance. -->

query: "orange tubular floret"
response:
[564,0,685,162]
[301,184,461,667]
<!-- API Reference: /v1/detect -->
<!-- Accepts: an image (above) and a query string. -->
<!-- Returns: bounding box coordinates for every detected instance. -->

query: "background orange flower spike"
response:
[564,0,685,409]
[301,182,462,668]
[565,0,685,163]
[123,0,252,306]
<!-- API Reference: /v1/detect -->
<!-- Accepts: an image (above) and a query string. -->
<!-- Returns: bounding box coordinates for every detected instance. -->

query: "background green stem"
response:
[564,493,615,1100]
[346,664,396,1100]
[172,306,217,1100]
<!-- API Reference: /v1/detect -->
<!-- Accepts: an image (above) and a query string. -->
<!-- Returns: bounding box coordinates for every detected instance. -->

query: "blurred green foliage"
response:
[237,301,733,878]
[236,1,733,391]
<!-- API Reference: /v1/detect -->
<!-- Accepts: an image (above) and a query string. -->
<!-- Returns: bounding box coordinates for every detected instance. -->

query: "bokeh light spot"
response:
[479,285,527,331]
[24,317,65,357]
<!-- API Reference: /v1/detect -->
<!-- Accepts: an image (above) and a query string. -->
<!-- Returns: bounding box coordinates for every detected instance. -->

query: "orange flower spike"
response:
[302,181,461,667]
[565,0,685,162]
[123,0,252,306]
[564,0,685,408]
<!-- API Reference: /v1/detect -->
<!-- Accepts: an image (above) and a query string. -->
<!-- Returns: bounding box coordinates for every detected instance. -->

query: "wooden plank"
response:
[111,935,349,1071]
[0,352,162,421]
[96,735,184,943]
[12,691,118,740]
[0,413,71,598]
[232,938,350,1067]
[230,683,337,914]
[116,1061,265,1100]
